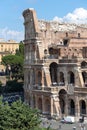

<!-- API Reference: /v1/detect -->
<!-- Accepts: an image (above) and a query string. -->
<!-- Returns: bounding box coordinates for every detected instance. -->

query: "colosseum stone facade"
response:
[23,8,87,120]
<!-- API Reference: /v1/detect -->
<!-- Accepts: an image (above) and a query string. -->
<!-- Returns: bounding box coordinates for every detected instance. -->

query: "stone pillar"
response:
[41,68,45,89]
[35,69,38,85]
[30,94,34,108]
[75,96,80,117]
[50,95,61,118]
[77,70,84,87]
[25,91,29,104]
[50,95,54,117]
[32,69,35,85]
[29,44,31,63]
[33,68,36,85]
[24,90,27,103]
[30,68,33,86]
[54,95,61,118]
[35,94,38,109]
[35,44,37,61]
[64,71,68,86]
[42,95,45,114]
[44,67,51,87]
[65,95,68,116]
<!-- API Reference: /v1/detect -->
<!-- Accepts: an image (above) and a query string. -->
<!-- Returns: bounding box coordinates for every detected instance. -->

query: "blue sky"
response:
[0,0,87,42]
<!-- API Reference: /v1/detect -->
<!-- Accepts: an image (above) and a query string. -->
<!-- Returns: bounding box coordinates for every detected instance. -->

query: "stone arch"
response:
[79,100,86,115]
[69,99,75,115]
[68,71,75,84]
[49,62,58,84]
[38,98,42,112]
[44,99,50,114]
[59,89,67,114]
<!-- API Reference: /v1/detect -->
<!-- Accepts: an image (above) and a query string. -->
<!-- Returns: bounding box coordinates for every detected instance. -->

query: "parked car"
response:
[60,116,75,124]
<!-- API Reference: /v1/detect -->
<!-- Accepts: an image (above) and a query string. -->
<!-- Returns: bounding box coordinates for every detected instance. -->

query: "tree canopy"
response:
[0,98,41,130]
[16,41,24,58]
[2,55,23,66]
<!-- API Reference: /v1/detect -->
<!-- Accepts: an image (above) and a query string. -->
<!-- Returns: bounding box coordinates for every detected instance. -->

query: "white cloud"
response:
[53,8,87,24]
[0,27,24,42]
[53,16,63,23]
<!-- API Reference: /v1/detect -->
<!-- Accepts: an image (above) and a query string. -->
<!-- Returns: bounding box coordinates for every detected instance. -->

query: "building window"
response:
[78,33,80,38]
[5,49,7,51]
[66,32,68,37]
[63,39,69,46]
[68,71,75,84]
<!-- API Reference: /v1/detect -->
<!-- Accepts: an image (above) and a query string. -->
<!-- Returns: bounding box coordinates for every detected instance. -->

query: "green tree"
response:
[5,80,23,93]
[16,41,24,58]
[2,54,24,80]
[0,98,41,130]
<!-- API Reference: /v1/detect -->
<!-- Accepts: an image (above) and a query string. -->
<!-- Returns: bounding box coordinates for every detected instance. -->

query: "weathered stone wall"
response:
[23,8,87,119]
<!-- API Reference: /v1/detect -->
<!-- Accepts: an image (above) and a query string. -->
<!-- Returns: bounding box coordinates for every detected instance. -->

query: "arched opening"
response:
[66,32,68,37]
[82,71,87,86]
[50,62,58,85]
[82,71,86,83]
[38,71,42,85]
[63,39,69,46]
[59,72,65,85]
[69,99,75,115]
[49,47,53,54]
[59,89,67,114]
[60,98,65,114]
[38,98,42,112]
[81,61,87,68]
[68,71,75,84]
[49,47,58,59]
[45,99,50,114]
[78,33,80,38]
[80,100,86,115]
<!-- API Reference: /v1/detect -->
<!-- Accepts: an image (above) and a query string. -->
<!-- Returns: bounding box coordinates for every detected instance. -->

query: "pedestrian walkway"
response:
[40,117,87,130]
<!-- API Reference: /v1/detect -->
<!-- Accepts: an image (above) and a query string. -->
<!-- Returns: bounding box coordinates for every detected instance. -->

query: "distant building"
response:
[0,39,19,72]
[23,8,87,120]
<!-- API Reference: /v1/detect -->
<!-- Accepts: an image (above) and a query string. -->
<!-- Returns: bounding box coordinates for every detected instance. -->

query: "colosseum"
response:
[23,8,87,120]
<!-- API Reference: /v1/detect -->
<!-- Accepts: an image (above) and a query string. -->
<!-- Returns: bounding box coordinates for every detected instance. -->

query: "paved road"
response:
[40,117,87,130]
